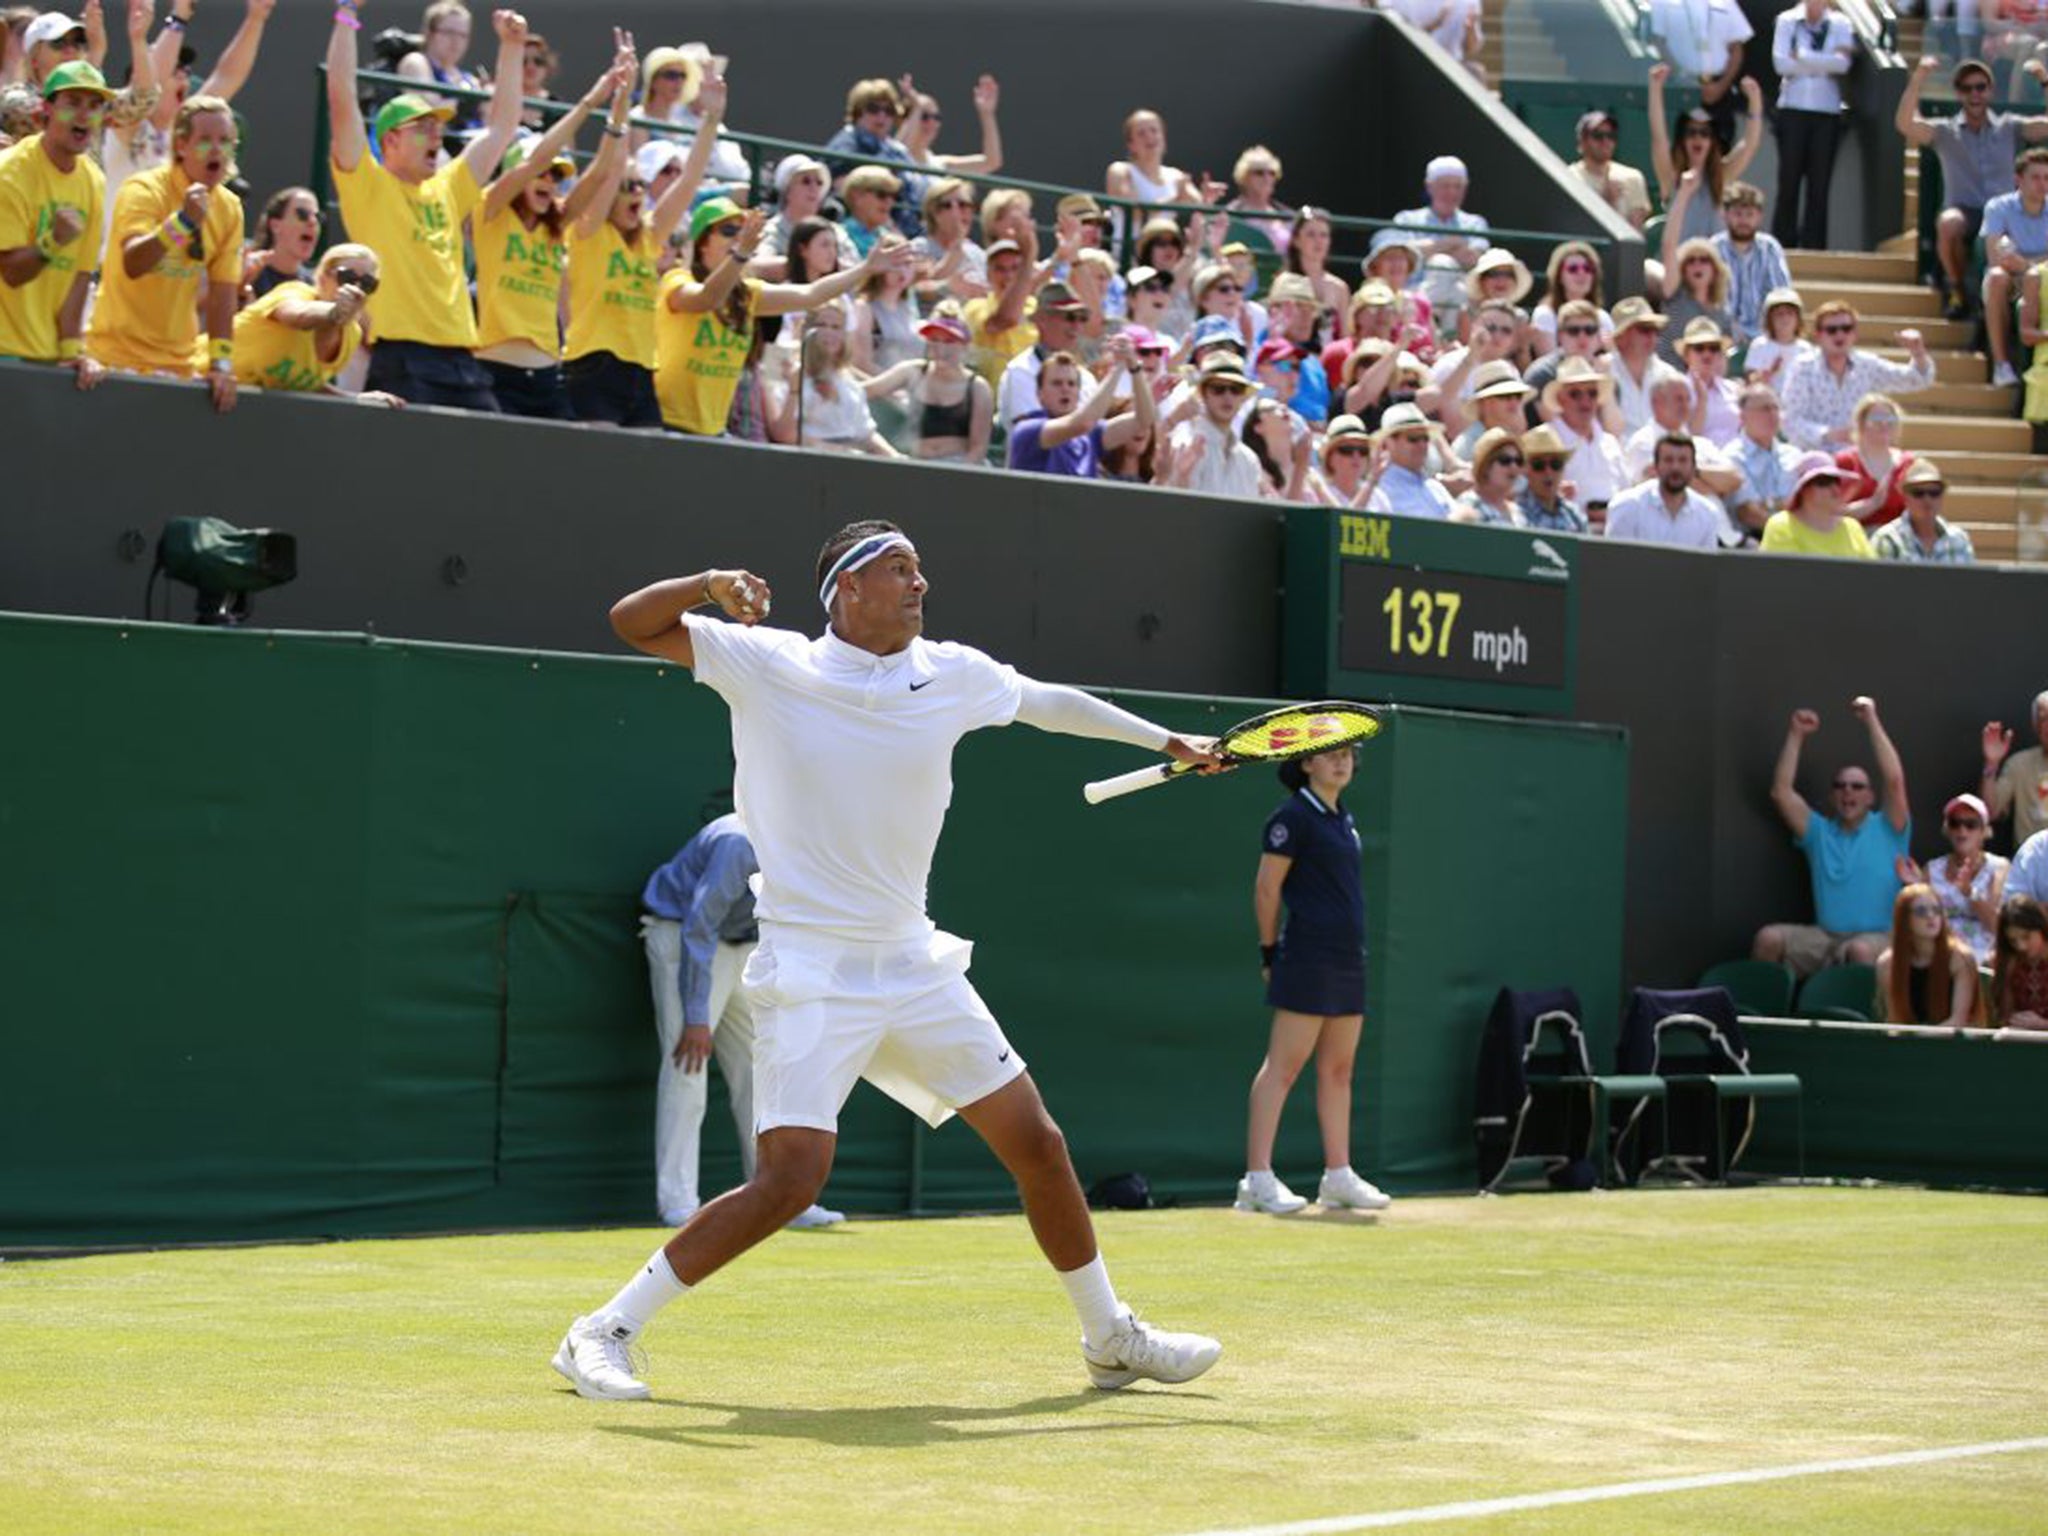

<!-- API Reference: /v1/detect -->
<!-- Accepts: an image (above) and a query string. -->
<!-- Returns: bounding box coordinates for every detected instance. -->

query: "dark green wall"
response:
[0,615,1625,1245]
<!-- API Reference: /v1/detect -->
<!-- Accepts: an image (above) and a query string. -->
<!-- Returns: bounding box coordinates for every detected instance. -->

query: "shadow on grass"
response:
[595,1390,1248,1449]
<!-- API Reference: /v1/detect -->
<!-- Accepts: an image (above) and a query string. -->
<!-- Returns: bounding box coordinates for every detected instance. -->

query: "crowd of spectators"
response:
[0,2,2044,566]
[1752,690,2048,1029]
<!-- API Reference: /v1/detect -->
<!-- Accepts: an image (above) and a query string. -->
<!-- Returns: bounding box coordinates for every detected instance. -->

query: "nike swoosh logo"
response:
[909,679,935,691]
[997,1049,1011,1062]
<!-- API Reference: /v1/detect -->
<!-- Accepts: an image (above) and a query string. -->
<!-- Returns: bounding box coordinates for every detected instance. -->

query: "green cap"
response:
[501,135,573,177]
[371,92,455,145]
[41,60,115,101]
[688,195,745,245]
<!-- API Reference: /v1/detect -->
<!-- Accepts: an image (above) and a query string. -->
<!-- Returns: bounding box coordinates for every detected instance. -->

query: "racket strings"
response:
[1223,709,1379,761]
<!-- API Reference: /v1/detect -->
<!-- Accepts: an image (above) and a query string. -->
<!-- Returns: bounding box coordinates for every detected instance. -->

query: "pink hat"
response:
[918,313,970,344]
[1255,337,1304,369]
[1123,324,1169,352]
[1943,793,1990,823]
[1788,452,1844,510]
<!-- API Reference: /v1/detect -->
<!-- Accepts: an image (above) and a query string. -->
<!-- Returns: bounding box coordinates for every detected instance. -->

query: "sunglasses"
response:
[1561,387,1597,402]
[1329,444,1369,457]
[1682,125,1713,139]
[1908,903,1941,918]
[332,268,379,293]
[1138,279,1172,294]
[1584,128,1617,141]
[713,221,744,238]
[1492,453,1526,469]
[1529,455,1567,472]
[1207,282,1242,295]
[1947,816,1983,830]
[1907,485,1946,498]
[285,205,321,223]
[1959,81,1991,93]
[937,198,974,211]
[1390,431,1430,444]
[1820,322,1856,335]
[1865,412,1900,427]
[1562,259,1596,273]
[1562,323,1599,337]
[619,181,647,195]
[1203,382,1250,396]
[1689,343,1725,355]
[1833,779,1870,791]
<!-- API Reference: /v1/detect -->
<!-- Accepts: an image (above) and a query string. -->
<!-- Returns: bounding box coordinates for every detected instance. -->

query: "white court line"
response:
[1172,1437,2048,1536]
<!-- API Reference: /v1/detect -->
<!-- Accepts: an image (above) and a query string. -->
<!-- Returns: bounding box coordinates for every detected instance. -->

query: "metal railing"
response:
[312,65,1620,280]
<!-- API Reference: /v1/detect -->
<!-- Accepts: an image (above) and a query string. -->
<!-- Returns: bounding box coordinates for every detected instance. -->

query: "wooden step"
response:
[1942,484,2025,521]
[1909,381,2023,415]
[1796,280,1940,317]
[1962,523,2021,561]
[1907,449,2048,486]
[1875,347,1990,384]
[1789,250,1917,283]
[1901,414,2033,453]
[1879,233,1917,256]
[1857,315,1972,346]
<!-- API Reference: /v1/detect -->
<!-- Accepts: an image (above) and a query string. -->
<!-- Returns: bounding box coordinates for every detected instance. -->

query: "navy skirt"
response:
[1267,942,1366,1016]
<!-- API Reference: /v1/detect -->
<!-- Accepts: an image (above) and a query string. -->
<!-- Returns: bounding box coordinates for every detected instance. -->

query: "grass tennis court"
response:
[5,1187,2044,1535]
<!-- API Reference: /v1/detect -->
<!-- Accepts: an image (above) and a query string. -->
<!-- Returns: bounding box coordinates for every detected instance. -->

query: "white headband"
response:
[818,532,915,611]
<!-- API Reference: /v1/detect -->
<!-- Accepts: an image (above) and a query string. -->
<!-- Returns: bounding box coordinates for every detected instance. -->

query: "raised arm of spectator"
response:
[1895,57,1941,147]
[150,3,191,96]
[1038,355,1124,450]
[1097,336,1156,452]
[1647,63,1676,200]
[326,0,368,172]
[760,232,912,316]
[564,48,635,232]
[456,9,533,188]
[987,221,1043,334]
[668,206,767,314]
[1725,76,1766,184]
[1659,175,1697,298]
[648,66,726,249]
[106,0,157,129]
[861,359,921,399]
[920,74,1002,176]
[119,177,206,277]
[1853,695,1910,833]
[1771,707,1819,838]
[197,0,276,101]
[489,57,617,221]
[82,0,108,66]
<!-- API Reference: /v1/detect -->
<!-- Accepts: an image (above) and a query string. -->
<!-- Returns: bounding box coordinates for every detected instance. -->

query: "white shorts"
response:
[743,924,1026,1134]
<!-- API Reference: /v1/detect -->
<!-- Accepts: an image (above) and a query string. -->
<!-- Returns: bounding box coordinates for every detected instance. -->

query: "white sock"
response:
[1245,1169,1277,1190]
[595,1247,689,1337]
[1057,1255,1127,1352]
[1325,1166,1350,1178]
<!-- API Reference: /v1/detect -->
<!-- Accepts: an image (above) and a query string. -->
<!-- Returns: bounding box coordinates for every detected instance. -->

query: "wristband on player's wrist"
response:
[1260,943,1278,969]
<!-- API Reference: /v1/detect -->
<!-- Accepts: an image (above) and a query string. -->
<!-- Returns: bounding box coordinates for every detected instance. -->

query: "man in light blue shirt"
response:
[641,814,844,1228]
[1364,403,1455,518]
[1980,148,2048,384]
[1754,698,1913,976]
[2008,828,2048,905]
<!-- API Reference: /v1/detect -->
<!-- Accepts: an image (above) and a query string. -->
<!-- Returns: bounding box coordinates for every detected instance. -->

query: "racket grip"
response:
[1083,762,1176,804]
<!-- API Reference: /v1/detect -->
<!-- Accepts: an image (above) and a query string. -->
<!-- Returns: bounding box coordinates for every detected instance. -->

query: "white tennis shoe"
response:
[1317,1167,1393,1211]
[1234,1172,1308,1215]
[1083,1312,1223,1390]
[552,1314,652,1401]
[787,1203,846,1229]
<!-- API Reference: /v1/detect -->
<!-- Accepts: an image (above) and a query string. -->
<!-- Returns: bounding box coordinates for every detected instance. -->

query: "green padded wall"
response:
[0,615,1627,1245]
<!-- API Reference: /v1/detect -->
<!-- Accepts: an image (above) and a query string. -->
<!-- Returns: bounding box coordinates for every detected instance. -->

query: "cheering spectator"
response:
[852,242,922,377]
[563,54,716,429]
[1770,0,1855,249]
[1531,241,1610,349]
[842,163,904,259]
[656,200,910,437]
[753,153,858,279]
[1900,793,2008,963]
[1359,230,1435,355]
[1981,693,2048,850]
[1605,433,1727,547]
[859,307,991,464]
[474,57,629,420]
[898,72,1002,180]
[1462,247,1531,349]
[1394,154,1489,271]
[1871,458,1974,562]
[1649,0,1753,147]
[964,232,1037,384]
[514,29,555,128]
[1779,301,1933,449]
[1,10,32,88]
[1988,895,2048,1029]
[795,303,895,457]
[1363,402,1455,518]
[1755,697,1911,976]
[243,186,321,300]
[2013,830,2048,907]
[1284,207,1353,337]
[910,176,987,305]
[997,278,1092,430]
[1832,393,1916,528]
[1626,371,1743,497]
[1980,147,2048,386]
[23,4,158,159]
[632,44,746,187]
[104,0,271,223]
[1760,453,1874,556]
[1656,227,1736,366]
[1605,295,1681,436]
[1450,298,1535,406]
[397,0,483,134]
[1106,108,1195,211]
[1742,285,1812,385]
[1874,884,1980,1026]
[1262,272,1331,421]
[1166,350,1265,498]
[1445,358,1532,455]
[1648,64,1764,244]
[86,93,241,411]
[1450,428,1525,525]
[1317,414,1378,504]
[1567,109,1651,229]
[326,4,530,411]
[0,58,107,388]
[1896,55,2048,320]
[231,242,401,405]
[1517,424,1589,532]
[1525,299,1606,410]
[1712,181,1790,343]
[1678,317,1743,445]
[1122,264,1178,349]
[1243,394,1315,500]
[1728,383,1803,534]
[1225,144,1291,254]
[1543,356,1629,522]
[823,77,919,236]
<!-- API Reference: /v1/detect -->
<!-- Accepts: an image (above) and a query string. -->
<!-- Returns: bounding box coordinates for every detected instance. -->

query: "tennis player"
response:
[1238,747,1392,1216]
[554,521,1225,1400]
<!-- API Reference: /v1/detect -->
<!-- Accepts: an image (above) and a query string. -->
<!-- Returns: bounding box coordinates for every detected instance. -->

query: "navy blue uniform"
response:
[1261,787,1366,1016]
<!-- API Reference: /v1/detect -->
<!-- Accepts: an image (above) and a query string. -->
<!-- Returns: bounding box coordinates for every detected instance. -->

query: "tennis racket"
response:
[1083,701,1383,805]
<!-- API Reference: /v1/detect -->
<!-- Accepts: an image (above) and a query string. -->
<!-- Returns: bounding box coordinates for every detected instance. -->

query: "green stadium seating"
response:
[1699,958,1796,1016]
[1798,963,1878,1023]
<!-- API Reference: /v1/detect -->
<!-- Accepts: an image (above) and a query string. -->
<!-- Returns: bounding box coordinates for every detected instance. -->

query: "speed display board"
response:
[1282,508,1578,715]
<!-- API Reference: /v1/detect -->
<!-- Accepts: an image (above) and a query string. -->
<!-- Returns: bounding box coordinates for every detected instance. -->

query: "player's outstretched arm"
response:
[1013,678,1225,768]
[610,570,770,668]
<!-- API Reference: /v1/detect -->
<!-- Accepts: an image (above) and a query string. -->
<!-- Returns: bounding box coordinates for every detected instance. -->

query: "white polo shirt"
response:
[687,619,1023,942]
